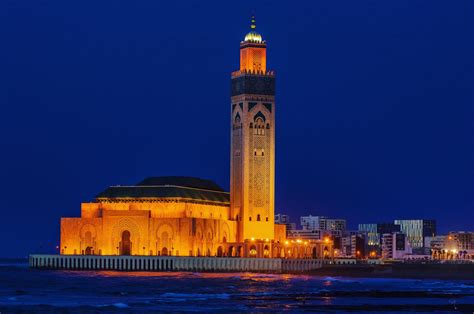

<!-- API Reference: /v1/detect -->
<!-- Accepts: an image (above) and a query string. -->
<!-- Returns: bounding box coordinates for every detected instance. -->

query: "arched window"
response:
[254,117,265,135]
[257,214,261,221]
[234,113,241,129]
[234,113,241,124]
[249,217,252,221]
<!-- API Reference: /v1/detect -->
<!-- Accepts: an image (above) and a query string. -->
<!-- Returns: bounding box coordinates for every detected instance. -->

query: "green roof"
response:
[96,176,229,204]
[136,176,224,191]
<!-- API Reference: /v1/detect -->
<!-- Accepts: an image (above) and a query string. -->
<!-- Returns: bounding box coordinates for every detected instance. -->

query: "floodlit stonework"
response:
[59,17,333,260]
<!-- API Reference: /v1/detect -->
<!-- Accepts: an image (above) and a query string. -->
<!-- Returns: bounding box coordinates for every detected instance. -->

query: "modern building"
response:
[381,232,412,259]
[340,236,352,257]
[444,231,474,251]
[59,17,332,259]
[448,231,474,251]
[358,224,379,246]
[275,214,290,224]
[377,223,401,236]
[300,215,321,230]
[287,229,322,240]
[358,222,400,248]
[425,235,446,251]
[275,214,296,235]
[351,233,367,259]
[301,216,346,232]
[394,219,436,250]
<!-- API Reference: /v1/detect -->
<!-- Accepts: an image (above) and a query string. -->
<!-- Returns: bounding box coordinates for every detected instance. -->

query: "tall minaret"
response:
[230,16,275,242]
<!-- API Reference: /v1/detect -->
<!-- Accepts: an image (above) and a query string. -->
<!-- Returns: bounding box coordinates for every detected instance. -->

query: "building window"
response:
[266,217,269,222]
[254,117,265,135]
[249,217,252,221]
[257,214,261,221]
[254,148,264,157]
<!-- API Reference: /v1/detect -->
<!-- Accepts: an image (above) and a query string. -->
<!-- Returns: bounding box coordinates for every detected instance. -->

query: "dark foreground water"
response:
[1,260,474,312]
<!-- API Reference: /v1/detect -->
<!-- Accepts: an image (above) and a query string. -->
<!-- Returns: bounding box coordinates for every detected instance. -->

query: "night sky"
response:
[1,0,473,257]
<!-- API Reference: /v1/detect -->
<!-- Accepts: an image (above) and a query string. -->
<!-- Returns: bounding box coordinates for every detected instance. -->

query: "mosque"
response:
[60,17,332,259]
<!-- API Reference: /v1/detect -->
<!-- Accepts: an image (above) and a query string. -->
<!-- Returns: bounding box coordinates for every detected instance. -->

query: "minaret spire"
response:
[250,15,256,30]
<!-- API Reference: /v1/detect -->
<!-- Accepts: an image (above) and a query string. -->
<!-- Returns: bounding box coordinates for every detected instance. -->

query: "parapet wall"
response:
[29,255,323,273]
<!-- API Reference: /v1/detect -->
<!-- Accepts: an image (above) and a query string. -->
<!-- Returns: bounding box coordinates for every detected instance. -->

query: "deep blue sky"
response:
[1,0,473,257]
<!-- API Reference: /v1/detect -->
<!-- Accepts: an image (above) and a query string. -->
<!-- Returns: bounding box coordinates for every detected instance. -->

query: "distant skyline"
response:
[0,0,473,257]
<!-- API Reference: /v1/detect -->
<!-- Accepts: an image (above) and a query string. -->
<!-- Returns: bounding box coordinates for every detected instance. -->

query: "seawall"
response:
[29,254,323,273]
[310,263,474,280]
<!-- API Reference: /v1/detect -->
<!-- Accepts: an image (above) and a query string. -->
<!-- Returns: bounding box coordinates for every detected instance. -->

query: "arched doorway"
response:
[228,246,234,257]
[263,245,270,258]
[217,246,223,257]
[312,247,317,259]
[121,230,131,255]
[84,231,93,255]
[249,245,257,258]
[162,247,168,256]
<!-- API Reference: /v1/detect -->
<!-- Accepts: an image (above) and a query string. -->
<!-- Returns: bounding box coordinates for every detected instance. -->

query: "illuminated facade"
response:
[60,17,332,259]
[394,219,436,250]
[231,16,275,242]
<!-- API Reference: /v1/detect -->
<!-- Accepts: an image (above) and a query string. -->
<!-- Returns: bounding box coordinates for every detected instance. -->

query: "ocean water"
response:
[0,259,474,312]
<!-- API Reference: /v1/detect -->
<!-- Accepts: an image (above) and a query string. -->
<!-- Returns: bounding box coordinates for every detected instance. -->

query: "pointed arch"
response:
[254,111,266,122]
[234,112,241,123]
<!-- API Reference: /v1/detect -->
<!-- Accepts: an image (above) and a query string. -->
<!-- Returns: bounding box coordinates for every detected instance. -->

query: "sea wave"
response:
[160,292,230,300]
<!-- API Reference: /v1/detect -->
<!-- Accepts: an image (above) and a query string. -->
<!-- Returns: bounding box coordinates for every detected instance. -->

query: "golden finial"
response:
[250,15,256,30]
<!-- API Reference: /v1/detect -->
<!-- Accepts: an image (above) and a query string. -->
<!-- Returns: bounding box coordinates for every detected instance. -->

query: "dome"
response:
[243,15,263,43]
[244,31,263,43]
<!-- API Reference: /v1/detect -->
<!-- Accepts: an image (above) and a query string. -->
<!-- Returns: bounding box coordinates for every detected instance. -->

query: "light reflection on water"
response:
[0,261,473,312]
